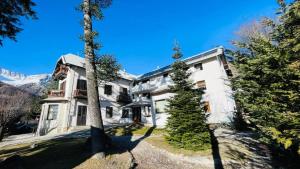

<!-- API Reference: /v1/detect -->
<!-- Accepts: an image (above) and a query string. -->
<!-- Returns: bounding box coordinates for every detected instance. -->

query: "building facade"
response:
[36,47,235,136]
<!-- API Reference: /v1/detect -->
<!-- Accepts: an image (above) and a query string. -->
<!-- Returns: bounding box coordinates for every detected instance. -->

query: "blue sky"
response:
[0,0,279,75]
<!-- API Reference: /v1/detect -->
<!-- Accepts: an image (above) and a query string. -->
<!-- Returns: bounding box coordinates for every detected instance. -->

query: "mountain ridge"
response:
[0,67,52,95]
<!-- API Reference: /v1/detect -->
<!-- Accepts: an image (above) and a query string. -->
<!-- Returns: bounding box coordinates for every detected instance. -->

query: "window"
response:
[106,106,113,118]
[163,73,168,78]
[60,81,66,90]
[120,87,128,94]
[77,106,87,126]
[196,80,206,89]
[204,101,211,113]
[142,93,150,99]
[104,85,112,95]
[121,109,129,118]
[47,105,58,120]
[155,100,168,113]
[77,79,87,90]
[194,63,203,70]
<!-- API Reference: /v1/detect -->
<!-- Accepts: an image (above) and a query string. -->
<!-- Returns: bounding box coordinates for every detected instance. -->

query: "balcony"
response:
[132,77,173,94]
[74,89,87,99]
[48,90,65,97]
[117,93,132,104]
[54,65,68,80]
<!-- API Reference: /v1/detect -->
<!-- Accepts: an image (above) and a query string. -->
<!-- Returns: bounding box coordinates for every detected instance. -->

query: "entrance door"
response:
[132,107,141,123]
[77,106,87,126]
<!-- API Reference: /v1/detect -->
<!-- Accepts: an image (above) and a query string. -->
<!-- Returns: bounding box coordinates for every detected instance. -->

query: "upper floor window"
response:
[142,93,151,99]
[196,80,206,89]
[77,79,87,90]
[60,81,66,91]
[106,106,113,118]
[194,63,203,70]
[47,105,58,120]
[163,73,168,78]
[120,87,128,94]
[104,85,112,95]
[204,101,211,113]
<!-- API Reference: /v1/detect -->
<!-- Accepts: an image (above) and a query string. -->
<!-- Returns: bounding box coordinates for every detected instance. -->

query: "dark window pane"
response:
[104,85,112,95]
[194,63,203,70]
[77,80,87,90]
[106,106,113,118]
[121,109,129,118]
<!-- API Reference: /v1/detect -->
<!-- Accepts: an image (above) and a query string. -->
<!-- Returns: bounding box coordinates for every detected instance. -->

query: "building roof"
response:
[136,46,224,80]
[54,46,224,81]
[55,54,136,81]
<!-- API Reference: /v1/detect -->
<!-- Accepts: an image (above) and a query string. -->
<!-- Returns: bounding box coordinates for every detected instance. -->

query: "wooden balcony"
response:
[74,89,87,99]
[54,65,68,80]
[48,90,65,97]
[117,93,132,104]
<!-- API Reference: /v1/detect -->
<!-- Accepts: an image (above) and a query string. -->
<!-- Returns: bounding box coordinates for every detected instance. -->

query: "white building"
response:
[36,47,235,136]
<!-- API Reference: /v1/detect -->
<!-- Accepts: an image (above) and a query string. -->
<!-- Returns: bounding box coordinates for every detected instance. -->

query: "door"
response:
[132,107,141,123]
[77,106,87,126]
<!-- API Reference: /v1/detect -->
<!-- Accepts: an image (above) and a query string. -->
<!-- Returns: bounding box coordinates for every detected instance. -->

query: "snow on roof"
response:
[55,54,136,81]
[60,54,85,68]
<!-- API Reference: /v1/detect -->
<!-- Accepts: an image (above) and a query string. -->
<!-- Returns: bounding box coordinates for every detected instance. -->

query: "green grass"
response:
[106,123,165,136]
[146,136,212,156]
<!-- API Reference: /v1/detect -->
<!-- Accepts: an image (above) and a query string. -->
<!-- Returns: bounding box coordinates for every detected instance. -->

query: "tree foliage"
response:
[228,0,300,158]
[0,0,37,45]
[95,54,121,84]
[166,42,210,150]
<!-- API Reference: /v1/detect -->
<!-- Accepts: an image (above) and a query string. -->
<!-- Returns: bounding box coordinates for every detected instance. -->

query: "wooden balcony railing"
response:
[74,89,87,99]
[54,65,68,80]
[48,90,65,97]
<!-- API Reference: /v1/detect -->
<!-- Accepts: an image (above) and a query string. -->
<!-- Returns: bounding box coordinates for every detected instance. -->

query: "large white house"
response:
[36,47,235,136]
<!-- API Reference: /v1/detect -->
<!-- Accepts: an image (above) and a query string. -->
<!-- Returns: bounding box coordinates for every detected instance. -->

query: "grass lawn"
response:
[145,136,211,157]
[0,138,130,169]
[107,123,212,156]
[106,123,165,136]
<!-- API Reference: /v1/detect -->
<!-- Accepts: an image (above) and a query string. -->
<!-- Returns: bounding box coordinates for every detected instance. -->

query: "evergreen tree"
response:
[80,0,112,159]
[229,0,300,162]
[0,0,37,45]
[166,42,210,150]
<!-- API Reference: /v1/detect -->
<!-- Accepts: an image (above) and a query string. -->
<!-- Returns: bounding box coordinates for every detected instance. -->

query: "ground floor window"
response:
[155,99,168,113]
[47,105,58,120]
[121,109,129,118]
[106,106,113,118]
[77,105,87,126]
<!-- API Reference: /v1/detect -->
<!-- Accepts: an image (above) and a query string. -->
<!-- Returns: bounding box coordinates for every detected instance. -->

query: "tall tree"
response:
[0,0,37,46]
[166,42,211,150]
[81,0,112,159]
[229,0,300,163]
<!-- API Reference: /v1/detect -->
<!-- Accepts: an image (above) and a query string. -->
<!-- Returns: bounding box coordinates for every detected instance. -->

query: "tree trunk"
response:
[83,0,106,159]
[0,126,4,142]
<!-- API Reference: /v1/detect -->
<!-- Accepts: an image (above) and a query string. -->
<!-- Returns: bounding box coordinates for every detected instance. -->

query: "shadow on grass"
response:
[0,124,155,169]
[0,137,91,169]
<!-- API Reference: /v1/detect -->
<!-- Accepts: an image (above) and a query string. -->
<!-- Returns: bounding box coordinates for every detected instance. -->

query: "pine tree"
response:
[229,0,300,162]
[166,42,210,151]
[80,0,112,159]
[0,0,37,46]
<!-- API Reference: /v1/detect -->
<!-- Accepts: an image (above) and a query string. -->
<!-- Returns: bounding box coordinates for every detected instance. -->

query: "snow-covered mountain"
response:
[0,68,51,95]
